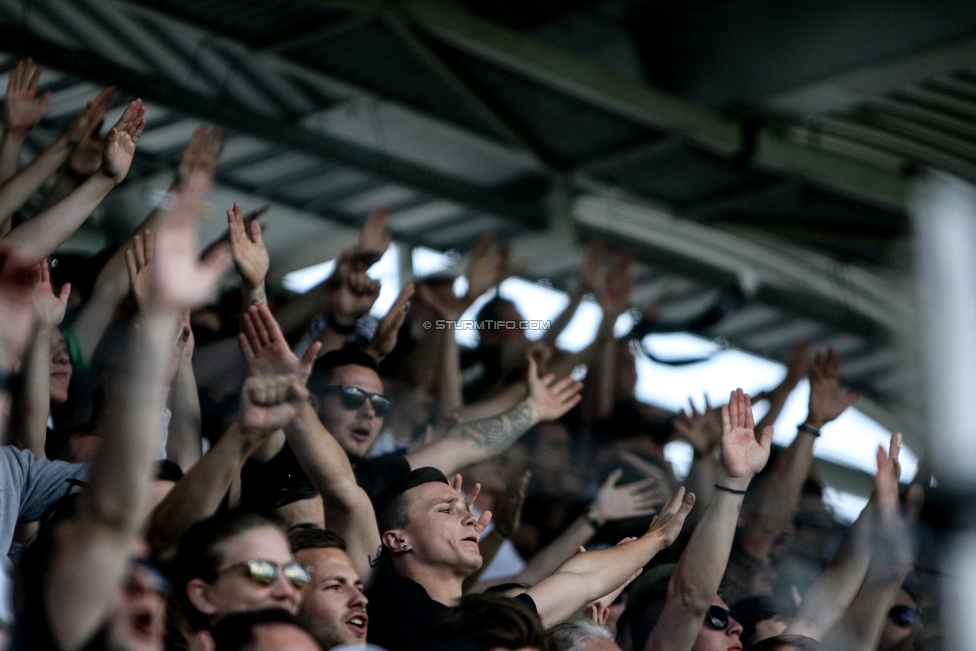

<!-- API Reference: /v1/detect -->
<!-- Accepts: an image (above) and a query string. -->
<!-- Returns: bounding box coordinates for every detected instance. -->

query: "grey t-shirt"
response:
[0,446,86,556]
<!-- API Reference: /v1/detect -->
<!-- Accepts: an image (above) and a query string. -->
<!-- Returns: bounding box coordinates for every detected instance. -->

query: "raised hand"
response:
[151,171,232,310]
[30,260,70,328]
[227,201,269,289]
[239,304,321,385]
[590,469,670,525]
[493,471,530,538]
[366,283,415,361]
[451,474,492,536]
[578,240,604,292]
[720,389,774,485]
[124,229,154,310]
[525,356,583,422]
[598,251,635,321]
[464,234,510,306]
[784,339,812,386]
[356,205,392,269]
[63,87,115,148]
[0,244,41,367]
[327,260,381,326]
[673,394,722,456]
[175,125,224,188]
[645,486,695,548]
[3,59,50,134]
[101,100,146,183]
[239,374,307,435]
[415,282,462,322]
[805,347,858,429]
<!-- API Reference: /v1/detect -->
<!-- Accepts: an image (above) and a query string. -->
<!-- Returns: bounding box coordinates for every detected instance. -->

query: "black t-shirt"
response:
[365,553,537,651]
[240,442,412,507]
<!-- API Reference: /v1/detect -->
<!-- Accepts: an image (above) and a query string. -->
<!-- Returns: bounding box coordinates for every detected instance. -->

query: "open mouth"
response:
[347,613,368,634]
[462,535,479,545]
[130,612,160,640]
[349,427,370,442]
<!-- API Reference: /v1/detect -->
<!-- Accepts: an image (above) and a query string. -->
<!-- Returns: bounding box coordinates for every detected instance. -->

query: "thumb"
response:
[759,425,774,450]
[58,282,71,304]
[526,355,538,381]
[300,341,322,374]
[602,468,623,490]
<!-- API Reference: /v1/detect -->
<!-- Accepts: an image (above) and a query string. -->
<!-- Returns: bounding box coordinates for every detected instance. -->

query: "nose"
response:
[727,616,743,638]
[349,586,368,609]
[269,574,301,609]
[357,399,376,419]
[462,510,478,527]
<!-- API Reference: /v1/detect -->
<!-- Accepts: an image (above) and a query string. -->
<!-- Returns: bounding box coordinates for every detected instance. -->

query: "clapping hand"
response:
[240,304,321,386]
[29,260,70,328]
[3,59,50,134]
[525,356,583,423]
[101,100,146,184]
[366,284,415,361]
[805,347,858,429]
[719,389,773,488]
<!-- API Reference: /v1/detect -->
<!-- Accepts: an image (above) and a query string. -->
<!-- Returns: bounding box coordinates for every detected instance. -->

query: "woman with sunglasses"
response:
[169,510,312,649]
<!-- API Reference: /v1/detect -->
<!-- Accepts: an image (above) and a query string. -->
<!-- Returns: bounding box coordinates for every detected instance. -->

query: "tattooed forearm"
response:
[458,403,533,451]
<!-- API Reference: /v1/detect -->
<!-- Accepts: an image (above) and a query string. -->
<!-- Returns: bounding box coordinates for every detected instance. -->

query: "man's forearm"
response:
[285,401,359,499]
[517,514,595,585]
[3,171,115,266]
[788,502,875,640]
[740,432,816,559]
[12,324,52,456]
[457,399,535,451]
[82,310,175,532]
[166,361,202,470]
[0,135,72,220]
[0,129,26,185]
[147,422,256,553]
[528,531,668,627]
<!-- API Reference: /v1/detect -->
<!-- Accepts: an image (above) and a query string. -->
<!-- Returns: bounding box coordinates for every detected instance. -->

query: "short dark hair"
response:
[289,528,347,553]
[210,607,303,651]
[731,595,796,648]
[307,345,379,393]
[434,593,551,651]
[749,634,821,651]
[373,467,450,534]
[476,296,518,325]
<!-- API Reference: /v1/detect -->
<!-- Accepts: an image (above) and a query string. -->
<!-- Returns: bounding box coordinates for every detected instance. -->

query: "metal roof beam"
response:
[0,25,546,226]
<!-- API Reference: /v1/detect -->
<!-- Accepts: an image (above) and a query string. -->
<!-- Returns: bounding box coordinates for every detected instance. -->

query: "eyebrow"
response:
[432,496,459,508]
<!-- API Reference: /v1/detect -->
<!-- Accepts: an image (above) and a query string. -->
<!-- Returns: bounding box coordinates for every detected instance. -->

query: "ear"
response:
[186,578,219,617]
[382,530,410,554]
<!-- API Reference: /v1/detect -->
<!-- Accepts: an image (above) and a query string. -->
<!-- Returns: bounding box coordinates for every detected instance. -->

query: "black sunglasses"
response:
[889,605,921,627]
[217,559,313,590]
[322,385,392,417]
[705,605,732,630]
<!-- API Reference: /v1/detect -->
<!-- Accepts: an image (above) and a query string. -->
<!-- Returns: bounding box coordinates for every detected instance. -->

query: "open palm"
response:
[720,389,773,480]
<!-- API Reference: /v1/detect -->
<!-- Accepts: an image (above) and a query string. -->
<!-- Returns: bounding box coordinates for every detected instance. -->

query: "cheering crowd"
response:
[0,59,933,651]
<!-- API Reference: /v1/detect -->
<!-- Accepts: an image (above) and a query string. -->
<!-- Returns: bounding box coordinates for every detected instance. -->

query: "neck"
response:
[395,559,467,606]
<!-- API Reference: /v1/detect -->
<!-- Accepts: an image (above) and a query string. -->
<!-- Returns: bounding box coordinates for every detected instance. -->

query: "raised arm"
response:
[283,380,383,583]
[365,283,415,362]
[527,487,694,627]
[166,315,203,470]
[1,99,145,267]
[754,339,810,434]
[228,200,270,311]
[540,241,602,347]
[42,170,230,651]
[0,59,50,185]
[405,357,582,476]
[822,444,922,651]
[739,347,857,561]
[0,244,40,420]
[646,389,773,651]
[146,378,296,554]
[10,261,69,456]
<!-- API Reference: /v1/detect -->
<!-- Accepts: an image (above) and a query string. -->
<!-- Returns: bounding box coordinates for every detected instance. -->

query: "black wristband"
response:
[714,483,747,495]
[326,312,357,335]
[797,422,821,437]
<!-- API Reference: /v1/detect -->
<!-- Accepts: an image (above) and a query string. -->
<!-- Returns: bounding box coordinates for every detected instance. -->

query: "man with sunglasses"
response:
[241,304,585,501]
